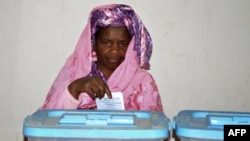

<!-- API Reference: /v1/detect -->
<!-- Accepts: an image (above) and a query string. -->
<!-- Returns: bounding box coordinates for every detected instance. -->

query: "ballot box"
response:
[173,110,250,141]
[23,109,171,141]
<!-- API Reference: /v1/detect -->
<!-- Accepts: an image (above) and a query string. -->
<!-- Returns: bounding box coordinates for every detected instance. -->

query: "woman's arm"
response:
[39,87,81,109]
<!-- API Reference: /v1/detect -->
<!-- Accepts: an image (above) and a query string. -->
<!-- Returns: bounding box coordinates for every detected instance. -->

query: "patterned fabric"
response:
[88,63,108,83]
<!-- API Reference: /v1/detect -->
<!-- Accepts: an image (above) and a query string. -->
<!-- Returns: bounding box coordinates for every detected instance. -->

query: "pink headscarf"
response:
[90,4,153,69]
[40,4,160,110]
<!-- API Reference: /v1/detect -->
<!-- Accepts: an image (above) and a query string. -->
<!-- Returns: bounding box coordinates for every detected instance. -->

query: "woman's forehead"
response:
[99,26,130,35]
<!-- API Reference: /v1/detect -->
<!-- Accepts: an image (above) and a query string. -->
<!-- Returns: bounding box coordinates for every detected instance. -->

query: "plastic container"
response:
[23,109,171,141]
[173,110,250,141]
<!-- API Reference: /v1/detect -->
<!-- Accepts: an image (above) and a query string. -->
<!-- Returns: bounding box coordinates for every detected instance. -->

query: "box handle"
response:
[207,114,250,127]
[58,114,135,126]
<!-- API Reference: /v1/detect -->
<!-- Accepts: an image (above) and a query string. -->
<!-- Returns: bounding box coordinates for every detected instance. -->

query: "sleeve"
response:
[140,77,163,111]
[39,88,81,109]
[125,71,163,112]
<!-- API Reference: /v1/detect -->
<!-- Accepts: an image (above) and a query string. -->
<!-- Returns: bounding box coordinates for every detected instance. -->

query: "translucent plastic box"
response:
[173,110,250,141]
[23,110,171,141]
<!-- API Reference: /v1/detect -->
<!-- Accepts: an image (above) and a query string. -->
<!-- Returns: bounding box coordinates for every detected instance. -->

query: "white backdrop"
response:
[1,0,250,140]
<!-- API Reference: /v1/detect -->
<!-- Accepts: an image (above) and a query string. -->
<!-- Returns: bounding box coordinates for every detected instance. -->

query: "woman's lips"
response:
[108,58,121,63]
[106,55,122,62]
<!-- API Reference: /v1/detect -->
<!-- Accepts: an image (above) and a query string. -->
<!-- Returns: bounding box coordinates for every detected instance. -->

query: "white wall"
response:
[1,0,250,140]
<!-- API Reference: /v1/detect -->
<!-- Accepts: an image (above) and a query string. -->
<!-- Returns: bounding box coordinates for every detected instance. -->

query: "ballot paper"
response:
[96,92,125,110]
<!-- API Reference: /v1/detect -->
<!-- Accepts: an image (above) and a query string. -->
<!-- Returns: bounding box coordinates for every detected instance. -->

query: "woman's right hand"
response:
[68,76,112,100]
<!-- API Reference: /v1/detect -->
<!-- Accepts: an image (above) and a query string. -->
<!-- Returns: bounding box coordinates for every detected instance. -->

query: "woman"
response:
[40,4,163,111]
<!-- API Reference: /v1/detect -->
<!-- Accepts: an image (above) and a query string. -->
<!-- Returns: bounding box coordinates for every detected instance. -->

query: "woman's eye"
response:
[102,40,111,46]
[120,42,129,48]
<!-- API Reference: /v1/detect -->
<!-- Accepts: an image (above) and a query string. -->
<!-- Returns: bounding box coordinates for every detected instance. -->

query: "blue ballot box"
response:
[173,110,250,141]
[23,110,171,141]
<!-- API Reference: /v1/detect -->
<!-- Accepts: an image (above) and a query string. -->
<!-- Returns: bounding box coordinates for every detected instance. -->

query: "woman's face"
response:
[94,26,131,74]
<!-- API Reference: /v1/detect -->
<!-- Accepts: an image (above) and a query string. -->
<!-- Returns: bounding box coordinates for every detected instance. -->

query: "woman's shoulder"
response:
[134,68,155,81]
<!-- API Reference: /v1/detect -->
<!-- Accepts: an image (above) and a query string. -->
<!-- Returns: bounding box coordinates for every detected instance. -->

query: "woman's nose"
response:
[110,43,119,53]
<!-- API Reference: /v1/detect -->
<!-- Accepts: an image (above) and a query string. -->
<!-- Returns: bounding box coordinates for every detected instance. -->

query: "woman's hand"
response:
[68,76,112,100]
